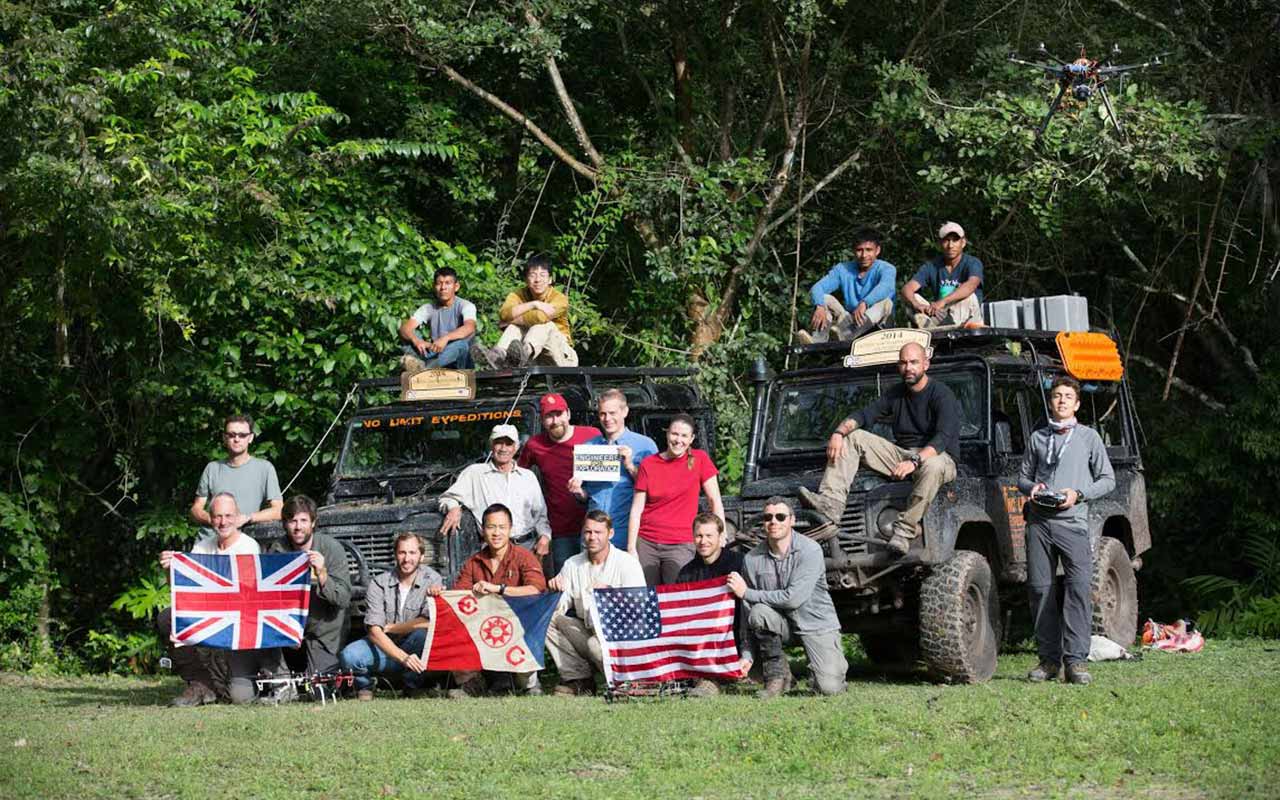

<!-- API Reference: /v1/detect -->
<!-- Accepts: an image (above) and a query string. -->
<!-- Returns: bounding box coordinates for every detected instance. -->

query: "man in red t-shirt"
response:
[518,393,601,574]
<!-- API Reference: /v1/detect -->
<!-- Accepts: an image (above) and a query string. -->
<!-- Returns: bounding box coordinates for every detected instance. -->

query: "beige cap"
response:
[937,221,966,239]
[489,424,520,443]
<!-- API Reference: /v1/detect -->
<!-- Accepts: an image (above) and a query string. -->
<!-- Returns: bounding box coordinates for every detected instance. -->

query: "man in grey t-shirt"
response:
[398,266,479,370]
[190,413,283,532]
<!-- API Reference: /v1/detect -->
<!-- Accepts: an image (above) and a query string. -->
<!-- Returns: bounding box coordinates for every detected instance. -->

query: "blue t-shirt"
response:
[809,259,896,312]
[581,428,659,548]
[912,254,984,306]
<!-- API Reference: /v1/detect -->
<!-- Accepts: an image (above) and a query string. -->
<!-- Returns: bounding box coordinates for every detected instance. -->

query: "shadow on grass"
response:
[20,680,176,708]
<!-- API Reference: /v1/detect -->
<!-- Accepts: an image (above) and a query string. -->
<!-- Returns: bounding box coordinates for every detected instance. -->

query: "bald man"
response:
[798,343,961,555]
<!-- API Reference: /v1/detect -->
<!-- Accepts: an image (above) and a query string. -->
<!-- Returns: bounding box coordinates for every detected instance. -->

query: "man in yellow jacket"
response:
[486,256,580,367]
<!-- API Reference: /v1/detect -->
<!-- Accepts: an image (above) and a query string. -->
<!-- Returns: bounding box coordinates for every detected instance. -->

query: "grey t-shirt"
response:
[195,456,282,518]
[411,297,477,342]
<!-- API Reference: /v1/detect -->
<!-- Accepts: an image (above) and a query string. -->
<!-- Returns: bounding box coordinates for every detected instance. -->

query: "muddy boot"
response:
[1027,661,1060,682]
[755,632,791,699]
[797,487,840,526]
[506,338,532,367]
[688,679,721,698]
[469,341,498,370]
[793,329,815,346]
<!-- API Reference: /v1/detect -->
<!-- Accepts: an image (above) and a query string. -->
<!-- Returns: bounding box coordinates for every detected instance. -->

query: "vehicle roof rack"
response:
[355,365,699,407]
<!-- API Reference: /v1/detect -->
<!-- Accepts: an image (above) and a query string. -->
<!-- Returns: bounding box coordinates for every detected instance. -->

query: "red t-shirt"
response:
[518,425,601,537]
[634,449,719,545]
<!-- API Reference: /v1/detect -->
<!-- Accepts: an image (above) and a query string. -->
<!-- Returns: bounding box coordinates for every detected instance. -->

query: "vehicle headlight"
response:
[724,516,740,545]
[875,506,902,539]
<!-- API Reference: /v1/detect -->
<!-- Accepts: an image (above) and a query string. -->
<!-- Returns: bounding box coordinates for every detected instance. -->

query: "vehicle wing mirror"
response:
[993,421,1013,455]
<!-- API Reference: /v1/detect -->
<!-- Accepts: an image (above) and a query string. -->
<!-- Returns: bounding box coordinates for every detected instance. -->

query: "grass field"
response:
[1,639,1278,799]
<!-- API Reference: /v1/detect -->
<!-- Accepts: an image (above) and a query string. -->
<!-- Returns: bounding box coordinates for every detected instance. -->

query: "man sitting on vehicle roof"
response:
[794,228,896,345]
[798,342,962,557]
[439,424,551,552]
[476,255,579,368]
[398,266,479,372]
[902,221,985,329]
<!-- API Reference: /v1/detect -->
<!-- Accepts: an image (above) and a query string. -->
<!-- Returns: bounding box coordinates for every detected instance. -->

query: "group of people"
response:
[398,256,579,372]
[793,221,985,344]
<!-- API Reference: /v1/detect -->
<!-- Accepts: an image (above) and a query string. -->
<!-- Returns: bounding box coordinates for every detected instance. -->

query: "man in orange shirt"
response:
[484,256,579,367]
[432,503,547,697]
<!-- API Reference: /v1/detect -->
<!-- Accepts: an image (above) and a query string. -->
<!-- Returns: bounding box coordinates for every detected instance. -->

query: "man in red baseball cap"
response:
[519,393,601,573]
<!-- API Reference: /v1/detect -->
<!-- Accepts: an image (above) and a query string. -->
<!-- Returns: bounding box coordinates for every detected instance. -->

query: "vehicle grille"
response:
[319,525,446,577]
[735,496,867,555]
[833,502,869,556]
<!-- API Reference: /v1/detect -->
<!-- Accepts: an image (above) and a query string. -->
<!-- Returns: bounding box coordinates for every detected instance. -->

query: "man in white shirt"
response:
[544,510,646,696]
[157,493,272,706]
[438,424,551,551]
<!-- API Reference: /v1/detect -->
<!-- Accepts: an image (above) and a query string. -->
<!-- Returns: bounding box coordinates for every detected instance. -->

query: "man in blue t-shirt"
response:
[902,221,985,329]
[568,388,658,549]
[398,266,479,370]
[795,228,896,345]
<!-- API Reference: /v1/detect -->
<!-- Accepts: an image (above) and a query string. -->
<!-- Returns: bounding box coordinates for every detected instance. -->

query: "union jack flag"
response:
[170,553,311,650]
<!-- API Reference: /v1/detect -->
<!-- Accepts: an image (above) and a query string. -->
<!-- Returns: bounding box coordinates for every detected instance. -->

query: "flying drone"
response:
[1008,43,1169,142]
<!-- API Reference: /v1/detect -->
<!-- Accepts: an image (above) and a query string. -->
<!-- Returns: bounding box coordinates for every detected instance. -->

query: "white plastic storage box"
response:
[985,300,1023,328]
[1036,295,1089,331]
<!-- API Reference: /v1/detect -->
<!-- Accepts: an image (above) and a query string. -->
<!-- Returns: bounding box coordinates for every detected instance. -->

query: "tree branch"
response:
[764,147,863,237]
[1097,0,1214,59]
[525,9,605,170]
[1129,354,1225,411]
[902,0,949,62]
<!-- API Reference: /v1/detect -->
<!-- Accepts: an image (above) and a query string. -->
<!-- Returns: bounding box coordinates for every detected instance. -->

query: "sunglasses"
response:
[224,431,252,439]
[761,512,791,522]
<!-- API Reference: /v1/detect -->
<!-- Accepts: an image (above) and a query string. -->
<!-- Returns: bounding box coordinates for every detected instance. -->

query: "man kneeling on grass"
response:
[338,532,442,700]
[544,510,646,696]
[432,503,547,698]
[676,513,753,697]
[727,497,848,698]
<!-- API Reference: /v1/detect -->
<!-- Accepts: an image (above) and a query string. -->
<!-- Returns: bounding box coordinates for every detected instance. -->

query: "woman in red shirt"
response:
[627,414,725,585]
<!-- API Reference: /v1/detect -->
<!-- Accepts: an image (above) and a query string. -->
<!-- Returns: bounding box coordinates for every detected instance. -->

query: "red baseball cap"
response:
[539,393,569,415]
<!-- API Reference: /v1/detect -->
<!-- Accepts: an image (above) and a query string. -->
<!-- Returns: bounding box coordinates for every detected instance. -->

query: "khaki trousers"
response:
[496,322,580,366]
[544,613,603,681]
[911,292,982,328]
[809,297,892,343]
[813,429,956,539]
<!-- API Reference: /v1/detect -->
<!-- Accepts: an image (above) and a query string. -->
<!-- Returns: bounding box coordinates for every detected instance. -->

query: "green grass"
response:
[1,640,1278,799]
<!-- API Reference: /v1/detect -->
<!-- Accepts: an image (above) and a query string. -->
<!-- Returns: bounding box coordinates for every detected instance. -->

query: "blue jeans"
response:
[402,339,473,369]
[339,629,428,690]
[551,536,582,576]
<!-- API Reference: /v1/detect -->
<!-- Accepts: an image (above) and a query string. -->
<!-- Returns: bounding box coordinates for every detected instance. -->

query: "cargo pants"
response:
[911,293,982,328]
[807,296,893,343]
[496,322,580,366]
[1026,515,1094,666]
[810,429,956,540]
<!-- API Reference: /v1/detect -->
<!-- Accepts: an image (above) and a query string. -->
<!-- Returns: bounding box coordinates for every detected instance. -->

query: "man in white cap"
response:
[901,222,985,329]
[438,423,551,550]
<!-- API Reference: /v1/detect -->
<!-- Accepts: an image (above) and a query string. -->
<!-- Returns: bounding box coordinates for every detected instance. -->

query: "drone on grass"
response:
[1007,43,1169,142]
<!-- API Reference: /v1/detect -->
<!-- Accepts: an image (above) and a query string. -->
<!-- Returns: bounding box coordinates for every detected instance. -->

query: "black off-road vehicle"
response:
[252,367,715,628]
[724,328,1149,682]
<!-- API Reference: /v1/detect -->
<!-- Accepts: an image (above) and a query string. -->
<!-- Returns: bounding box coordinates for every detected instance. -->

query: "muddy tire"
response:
[860,633,921,669]
[1091,537,1138,645]
[919,550,1001,683]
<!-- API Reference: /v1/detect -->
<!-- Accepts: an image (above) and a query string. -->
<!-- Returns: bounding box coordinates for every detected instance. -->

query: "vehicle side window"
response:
[992,382,1028,454]
[1077,383,1126,448]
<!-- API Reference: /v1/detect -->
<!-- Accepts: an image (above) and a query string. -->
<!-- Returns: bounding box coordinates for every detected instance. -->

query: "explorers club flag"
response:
[420,591,560,673]
[170,553,312,650]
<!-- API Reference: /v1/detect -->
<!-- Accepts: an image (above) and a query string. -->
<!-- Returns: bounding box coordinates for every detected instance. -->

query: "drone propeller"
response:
[1096,52,1171,75]
[1007,54,1064,76]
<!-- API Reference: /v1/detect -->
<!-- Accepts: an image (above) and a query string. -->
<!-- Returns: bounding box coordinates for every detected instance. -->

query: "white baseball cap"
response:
[489,424,520,443]
[937,221,965,239]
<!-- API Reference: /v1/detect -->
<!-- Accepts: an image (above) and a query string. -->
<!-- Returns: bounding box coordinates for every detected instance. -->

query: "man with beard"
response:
[338,532,443,701]
[518,393,600,573]
[266,495,352,676]
[798,342,961,556]
[439,424,550,550]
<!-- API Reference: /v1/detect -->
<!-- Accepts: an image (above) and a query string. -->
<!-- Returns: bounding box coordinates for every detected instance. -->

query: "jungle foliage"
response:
[1,0,1277,671]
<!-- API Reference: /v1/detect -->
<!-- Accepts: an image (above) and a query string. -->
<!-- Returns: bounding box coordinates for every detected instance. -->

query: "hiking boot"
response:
[523,682,544,697]
[797,487,838,525]
[756,672,792,699]
[793,329,814,346]
[169,681,217,708]
[884,533,910,556]
[912,312,933,329]
[688,679,721,698]
[401,354,428,375]
[356,689,374,702]
[553,678,595,697]
[469,341,498,370]
[1064,663,1092,685]
[447,677,485,699]
[506,338,531,368]
[1027,662,1060,682]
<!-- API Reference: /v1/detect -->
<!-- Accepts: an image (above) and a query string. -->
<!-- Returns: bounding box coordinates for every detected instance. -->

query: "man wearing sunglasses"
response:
[190,413,283,533]
[728,498,847,698]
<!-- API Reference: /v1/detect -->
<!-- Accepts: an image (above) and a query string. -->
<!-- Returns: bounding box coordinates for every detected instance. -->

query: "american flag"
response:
[170,553,311,650]
[593,577,740,684]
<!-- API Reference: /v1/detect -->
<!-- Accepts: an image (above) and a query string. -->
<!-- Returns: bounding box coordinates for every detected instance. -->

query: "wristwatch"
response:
[909,453,922,467]
[1074,489,1086,503]
[499,583,508,595]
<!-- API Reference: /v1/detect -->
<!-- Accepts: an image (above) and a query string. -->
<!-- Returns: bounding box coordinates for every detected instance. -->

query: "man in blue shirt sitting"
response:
[902,221,985,329]
[795,228,896,345]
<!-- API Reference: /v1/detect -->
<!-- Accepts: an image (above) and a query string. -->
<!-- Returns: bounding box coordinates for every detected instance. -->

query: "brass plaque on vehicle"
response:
[400,368,476,401]
[842,328,933,368]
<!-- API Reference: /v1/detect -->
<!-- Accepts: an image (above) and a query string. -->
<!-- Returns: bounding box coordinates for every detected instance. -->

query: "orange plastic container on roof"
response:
[1055,331,1124,381]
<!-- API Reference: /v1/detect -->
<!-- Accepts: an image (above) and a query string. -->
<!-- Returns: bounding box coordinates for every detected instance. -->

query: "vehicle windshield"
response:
[337,407,531,478]
[768,366,987,453]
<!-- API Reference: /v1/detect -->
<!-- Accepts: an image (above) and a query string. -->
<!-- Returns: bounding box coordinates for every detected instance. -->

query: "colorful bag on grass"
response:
[1141,618,1204,653]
